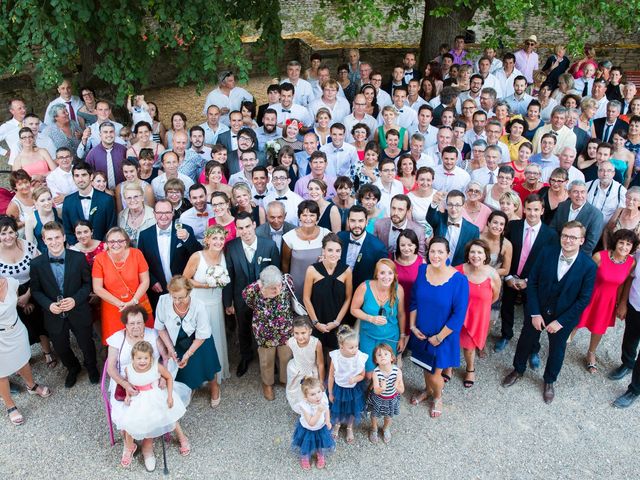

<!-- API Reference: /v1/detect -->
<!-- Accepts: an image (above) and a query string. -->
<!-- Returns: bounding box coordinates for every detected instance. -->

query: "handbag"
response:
[284,274,308,316]
[113,334,127,402]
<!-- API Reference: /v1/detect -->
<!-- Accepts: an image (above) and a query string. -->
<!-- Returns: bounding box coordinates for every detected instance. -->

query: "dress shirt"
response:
[294,174,337,200]
[408,124,438,150]
[280,78,314,107]
[294,152,312,176]
[471,166,500,188]
[567,203,585,222]
[495,68,523,99]
[557,250,578,280]
[242,237,258,263]
[263,189,303,225]
[449,49,472,65]
[446,218,462,260]
[180,205,215,243]
[463,129,487,145]
[594,96,609,120]
[586,179,626,223]
[514,49,539,84]
[522,220,543,251]
[309,97,351,125]
[373,178,404,216]
[432,165,471,192]
[76,120,125,159]
[480,74,504,99]
[46,167,78,206]
[312,82,346,101]
[272,103,312,127]
[229,170,252,187]
[343,114,378,142]
[199,122,229,146]
[48,250,66,293]
[177,149,206,182]
[156,226,173,283]
[79,188,94,219]
[320,142,359,177]
[505,93,534,115]
[376,89,393,109]
[188,145,212,163]
[388,219,408,253]
[202,87,253,125]
[0,118,20,157]
[269,226,285,252]
[85,143,127,185]
[151,173,194,200]
[255,126,282,153]
[406,96,428,112]
[345,233,366,268]
[458,91,482,108]
[475,58,503,75]
[529,153,559,169]
[251,185,275,208]
[414,153,436,169]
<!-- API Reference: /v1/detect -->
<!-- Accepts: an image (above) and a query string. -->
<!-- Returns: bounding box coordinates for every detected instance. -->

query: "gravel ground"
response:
[1,311,639,480]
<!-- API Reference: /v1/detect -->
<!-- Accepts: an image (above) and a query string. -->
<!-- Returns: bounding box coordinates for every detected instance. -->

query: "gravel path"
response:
[1,314,639,479]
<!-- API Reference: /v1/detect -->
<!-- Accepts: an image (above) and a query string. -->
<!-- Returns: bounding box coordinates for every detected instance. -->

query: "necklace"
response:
[107,250,128,270]
[174,300,190,316]
[609,251,627,264]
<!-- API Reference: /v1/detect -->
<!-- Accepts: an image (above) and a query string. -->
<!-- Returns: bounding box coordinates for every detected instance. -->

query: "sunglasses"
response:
[378,307,386,316]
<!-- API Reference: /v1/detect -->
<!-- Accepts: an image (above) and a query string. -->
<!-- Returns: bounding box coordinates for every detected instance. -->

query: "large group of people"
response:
[2,35,640,471]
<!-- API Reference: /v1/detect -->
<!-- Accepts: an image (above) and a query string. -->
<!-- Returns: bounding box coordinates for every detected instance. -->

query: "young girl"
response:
[119,341,187,469]
[291,377,335,470]
[327,325,367,444]
[286,317,325,413]
[367,343,404,444]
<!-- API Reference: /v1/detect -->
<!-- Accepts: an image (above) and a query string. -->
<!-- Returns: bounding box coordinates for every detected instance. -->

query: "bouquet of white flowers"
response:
[205,265,230,288]
[265,140,281,165]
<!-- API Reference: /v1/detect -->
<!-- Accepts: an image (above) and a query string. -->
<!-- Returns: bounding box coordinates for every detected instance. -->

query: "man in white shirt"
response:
[202,71,253,125]
[280,61,313,107]
[320,124,358,177]
[463,110,488,145]
[152,151,194,200]
[532,106,577,154]
[187,126,212,164]
[471,144,500,187]
[529,133,560,169]
[309,79,350,125]
[475,47,503,75]
[586,160,626,223]
[311,65,346,100]
[343,94,377,142]
[294,151,337,200]
[542,147,584,184]
[76,100,125,159]
[373,158,404,215]
[370,71,392,108]
[46,147,78,208]
[592,78,610,120]
[13,114,57,165]
[263,166,303,225]
[254,108,281,162]
[505,76,534,115]
[180,184,214,244]
[409,133,435,169]
[433,146,471,192]
[44,79,84,126]
[272,82,312,128]
[477,57,503,99]
[229,150,258,187]
[250,166,274,207]
[406,79,427,112]
[0,98,26,162]
[409,105,438,149]
[377,86,417,130]
[485,120,510,164]
[479,88,498,118]
[495,53,523,99]
[199,105,229,146]
[459,74,484,108]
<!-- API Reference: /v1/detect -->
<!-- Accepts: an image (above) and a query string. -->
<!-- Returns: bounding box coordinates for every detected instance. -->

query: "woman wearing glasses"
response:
[92,227,154,344]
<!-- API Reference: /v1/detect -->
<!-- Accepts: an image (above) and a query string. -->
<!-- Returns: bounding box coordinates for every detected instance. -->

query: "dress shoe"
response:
[608,365,632,381]
[236,357,252,377]
[494,338,509,353]
[501,370,523,387]
[65,370,79,389]
[88,369,100,385]
[262,383,275,401]
[529,353,541,370]
[543,383,555,404]
[613,390,639,409]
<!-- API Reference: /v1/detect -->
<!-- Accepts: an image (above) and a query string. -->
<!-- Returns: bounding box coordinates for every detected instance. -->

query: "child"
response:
[119,341,187,469]
[119,125,132,148]
[291,377,335,470]
[327,325,367,444]
[286,316,325,413]
[367,343,404,444]
[127,94,153,127]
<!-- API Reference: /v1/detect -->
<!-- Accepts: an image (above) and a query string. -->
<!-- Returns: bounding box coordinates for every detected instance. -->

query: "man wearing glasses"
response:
[343,94,377,142]
[514,35,539,85]
[263,166,303,225]
[46,147,78,208]
[586,159,626,223]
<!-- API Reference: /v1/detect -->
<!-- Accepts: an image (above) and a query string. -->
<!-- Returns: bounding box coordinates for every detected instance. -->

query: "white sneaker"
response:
[144,454,156,472]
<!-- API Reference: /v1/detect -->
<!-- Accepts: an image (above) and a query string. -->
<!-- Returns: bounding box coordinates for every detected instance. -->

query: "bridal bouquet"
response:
[265,140,281,165]
[205,265,230,288]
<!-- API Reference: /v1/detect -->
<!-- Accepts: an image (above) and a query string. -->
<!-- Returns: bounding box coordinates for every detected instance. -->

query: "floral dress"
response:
[242,275,295,348]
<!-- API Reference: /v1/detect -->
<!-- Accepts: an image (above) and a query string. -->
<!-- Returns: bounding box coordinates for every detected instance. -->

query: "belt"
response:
[136,382,154,391]
[0,318,19,332]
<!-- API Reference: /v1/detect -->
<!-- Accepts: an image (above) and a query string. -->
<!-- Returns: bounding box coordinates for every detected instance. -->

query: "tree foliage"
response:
[0,0,284,101]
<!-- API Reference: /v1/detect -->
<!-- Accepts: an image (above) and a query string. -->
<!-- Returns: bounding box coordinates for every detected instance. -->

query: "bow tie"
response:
[254,194,266,200]
[79,195,91,200]
[334,148,343,153]
[231,134,237,138]
[159,229,171,237]
[275,196,288,201]
[349,240,361,246]
[392,226,403,232]
[447,222,460,228]
[560,255,574,266]
[195,150,204,154]
[49,257,64,265]
[443,172,455,176]
[196,212,208,217]
[281,109,291,113]
[398,109,404,113]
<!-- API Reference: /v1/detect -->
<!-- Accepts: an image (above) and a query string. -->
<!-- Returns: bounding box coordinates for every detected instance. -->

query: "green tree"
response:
[0,0,283,101]
[321,0,640,69]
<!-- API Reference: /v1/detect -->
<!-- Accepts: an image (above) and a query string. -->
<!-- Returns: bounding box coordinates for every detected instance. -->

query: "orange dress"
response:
[92,248,154,344]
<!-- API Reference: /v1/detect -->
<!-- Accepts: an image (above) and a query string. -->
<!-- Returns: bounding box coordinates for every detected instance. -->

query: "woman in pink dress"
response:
[208,191,236,245]
[393,230,424,336]
[573,229,637,373]
[454,239,500,388]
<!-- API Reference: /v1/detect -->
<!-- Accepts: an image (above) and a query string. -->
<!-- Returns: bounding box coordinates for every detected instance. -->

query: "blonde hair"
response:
[123,181,144,196]
[373,258,399,308]
[381,105,398,117]
[204,225,227,240]
[499,190,521,210]
[32,186,52,201]
[232,182,252,199]
[580,97,598,111]
[337,324,358,346]
[131,340,154,359]
[167,275,193,293]
[301,377,323,397]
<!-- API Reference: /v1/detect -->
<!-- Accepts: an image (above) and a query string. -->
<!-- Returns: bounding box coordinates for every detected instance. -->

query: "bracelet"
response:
[311,319,319,326]
[435,334,442,343]
[400,334,408,338]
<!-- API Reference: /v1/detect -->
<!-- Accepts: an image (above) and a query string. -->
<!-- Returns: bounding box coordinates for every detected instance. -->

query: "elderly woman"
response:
[513,164,545,206]
[77,87,98,127]
[603,187,640,249]
[12,128,57,182]
[92,227,154,343]
[114,159,156,212]
[494,100,511,132]
[1,274,52,425]
[484,166,518,212]
[117,182,156,248]
[463,181,492,230]
[43,104,82,152]
[24,186,61,254]
[578,97,598,133]
[282,200,331,298]
[6,170,35,234]
[106,304,191,467]
[351,141,381,193]
[242,266,294,400]
[350,258,406,376]
[156,275,221,406]
[552,73,577,102]
[350,122,370,160]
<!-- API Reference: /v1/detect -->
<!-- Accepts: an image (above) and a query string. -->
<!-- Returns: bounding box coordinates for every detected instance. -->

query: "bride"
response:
[183,225,231,382]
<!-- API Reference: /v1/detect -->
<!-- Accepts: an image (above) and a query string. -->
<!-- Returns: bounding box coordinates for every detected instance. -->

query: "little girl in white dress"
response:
[286,317,325,413]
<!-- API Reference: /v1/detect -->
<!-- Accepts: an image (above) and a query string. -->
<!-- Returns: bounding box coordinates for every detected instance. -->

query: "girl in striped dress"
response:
[367,343,404,444]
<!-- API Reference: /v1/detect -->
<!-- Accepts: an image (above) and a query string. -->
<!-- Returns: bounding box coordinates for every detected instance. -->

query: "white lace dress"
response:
[286,336,319,413]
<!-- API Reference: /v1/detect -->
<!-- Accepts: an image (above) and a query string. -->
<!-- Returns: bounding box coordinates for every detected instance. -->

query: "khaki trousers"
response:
[258,345,292,386]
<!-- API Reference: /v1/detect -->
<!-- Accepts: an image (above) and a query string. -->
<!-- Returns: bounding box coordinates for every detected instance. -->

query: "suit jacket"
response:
[373,217,426,258]
[62,189,117,244]
[223,236,280,309]
[137,222,202,292]
[337,231,387,290]
[215,131,240,175]
[426,207,480,266]
[592,118,627,142]
[527,245,596,327]
[505,220,559,279]
[29,249,92,335]
[255,221,295,241]
[573,126,590,158]
[549,200,604,255]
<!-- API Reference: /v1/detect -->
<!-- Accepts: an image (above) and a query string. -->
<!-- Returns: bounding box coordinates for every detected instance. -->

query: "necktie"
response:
[517,226,533,276]
[49,258,64,264]
[275,196,288,201]
[447,222,460,228]
[196,212,208,217]
[159,229,171,237]
[488,171,495,184]
[392,226,403,232]
[254,194,266,200]
[79,195,91,200]
[349,240,361,246]
[560,255,574,266]
[305,158,312,175]
[105,148,116,189]
[245,246,255,262]
[582,82,589,97]
[603,124,612,143]
[231,134,237,138]
[66,101,76,121]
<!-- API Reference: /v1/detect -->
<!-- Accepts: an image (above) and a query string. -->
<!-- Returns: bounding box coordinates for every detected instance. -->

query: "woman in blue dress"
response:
[350,258,406,376]
[408,237,469,418]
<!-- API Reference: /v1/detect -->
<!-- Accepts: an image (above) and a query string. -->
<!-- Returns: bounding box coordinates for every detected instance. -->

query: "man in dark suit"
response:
[383,65,408,96]
[402,51,422,83]
[550,180,604,256]
[137,199,202,310]
[338,205,387,292]
[30,221,98,388]
[62,161,116,244]
[426,190,479,266]
[497,194,559,365]
[224,212,280,377]
[374,194,426,258]
[592,100,626,143]
[215,110,244,175]
[502,221,597,403]
[256,200,295,253]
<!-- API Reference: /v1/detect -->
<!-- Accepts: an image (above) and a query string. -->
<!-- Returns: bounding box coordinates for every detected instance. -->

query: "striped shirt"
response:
[373,365,399,399]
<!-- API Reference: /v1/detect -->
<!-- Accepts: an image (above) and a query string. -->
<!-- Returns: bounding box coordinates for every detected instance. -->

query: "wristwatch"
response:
[311,319,319,326]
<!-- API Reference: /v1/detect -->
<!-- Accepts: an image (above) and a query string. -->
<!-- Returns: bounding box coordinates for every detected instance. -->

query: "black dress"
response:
[310,261,348,350]
[538,186,561,225]
[318,203,338,231]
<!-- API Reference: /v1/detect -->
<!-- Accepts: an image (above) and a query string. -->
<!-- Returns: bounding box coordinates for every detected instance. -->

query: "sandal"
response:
[210,395,221,408]
[368,429,379,444]
[345,426,355,444]
[441,372,451,383]
[316,453,326,469]
[27,383,52,398]
[331,423,341,439]
[430,397,443,418]
[463,369,476,388]
[586,352,598,374]
[382,428,391,444]
[410,390,428,406]
[7,406,24,426]
[300,457,311,470]
[120,443,137,467]
[178,437,191,456]
[43,352,58,369]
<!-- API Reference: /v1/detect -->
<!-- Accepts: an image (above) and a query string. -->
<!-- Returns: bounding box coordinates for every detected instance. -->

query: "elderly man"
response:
[479,88,497,118]
[621,83,637,116]
[505,76,534,115]
[532,106,577,154]
[542,147,584,184]
[199,105,229,146]
[425,125,455,165]
[358,61,373,88]
[485,119,510,163]
[343,94,377,142]
[44,79,84,126]
[202,71,253,125]
[586,159,626,223]
[514,35,539,84]
[592,100,626,143]
[280,60,313,107]
[0,98,27,163]
[256,200,296,252]
[471,144,500,187]
[76,100,124,158]
[295,132,319,177]
[85,122,127,189]
[495,53,523,99]
[169,130,205,182]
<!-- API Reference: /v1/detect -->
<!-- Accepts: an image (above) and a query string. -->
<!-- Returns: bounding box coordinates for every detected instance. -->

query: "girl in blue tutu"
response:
[367,343,404,444]
[327,325,368,444]
[291,377,335,470]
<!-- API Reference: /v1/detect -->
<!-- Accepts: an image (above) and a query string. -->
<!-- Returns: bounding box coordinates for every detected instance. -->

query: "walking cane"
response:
[161,433,169,475]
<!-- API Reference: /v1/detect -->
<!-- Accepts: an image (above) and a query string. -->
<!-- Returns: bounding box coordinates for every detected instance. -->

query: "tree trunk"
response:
[419,0,477,71]
[77,39,100,86]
